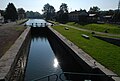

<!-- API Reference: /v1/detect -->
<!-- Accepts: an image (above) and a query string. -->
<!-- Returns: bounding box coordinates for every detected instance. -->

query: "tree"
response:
[42,3,55,20]
[56,3,69,23]
[18,8,25,19]
[18,8,25,14]
[4,3,18,21]
[26,11,42,19]
[60,3,68,13]
[89,6,100,14]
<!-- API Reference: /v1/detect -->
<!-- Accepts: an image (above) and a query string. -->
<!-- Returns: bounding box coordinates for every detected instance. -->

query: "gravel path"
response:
[60,24,120,37]
[0,22,25,58]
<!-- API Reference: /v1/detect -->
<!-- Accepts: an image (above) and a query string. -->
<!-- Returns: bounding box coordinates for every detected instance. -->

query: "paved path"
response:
[60,24,120,37]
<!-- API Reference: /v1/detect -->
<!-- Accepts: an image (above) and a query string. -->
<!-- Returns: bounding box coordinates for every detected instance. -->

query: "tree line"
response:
[0,3,43,22]
[42,3,120,23]
[42,3,69,23]
[1,2,120,23]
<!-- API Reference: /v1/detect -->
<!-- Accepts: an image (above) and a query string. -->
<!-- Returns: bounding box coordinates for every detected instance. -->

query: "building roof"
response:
[89,14,96,17]
[69,10,88,16]
[69,11,80,14]
[103,15,112,18]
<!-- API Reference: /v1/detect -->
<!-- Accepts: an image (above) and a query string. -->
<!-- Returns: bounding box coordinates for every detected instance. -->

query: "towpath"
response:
[0,21,26,58]
[60,24,120,37]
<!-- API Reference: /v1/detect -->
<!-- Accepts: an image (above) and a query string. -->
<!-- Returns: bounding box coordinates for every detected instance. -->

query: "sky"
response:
[0,0,119,13]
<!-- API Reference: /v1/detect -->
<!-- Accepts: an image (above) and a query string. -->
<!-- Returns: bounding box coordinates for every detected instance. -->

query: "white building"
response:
[0,13,4,23]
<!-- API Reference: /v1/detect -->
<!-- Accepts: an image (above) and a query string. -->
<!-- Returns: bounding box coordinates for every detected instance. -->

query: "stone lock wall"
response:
[0,27,31,81]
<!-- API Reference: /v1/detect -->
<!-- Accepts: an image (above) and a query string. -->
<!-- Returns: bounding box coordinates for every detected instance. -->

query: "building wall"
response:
[0,13,4,23]
[69,13,80,22]
[0,28,31,81]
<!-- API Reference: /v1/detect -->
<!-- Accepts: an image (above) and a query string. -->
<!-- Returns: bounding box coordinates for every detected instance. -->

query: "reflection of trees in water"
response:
[31,28,48,42]
[32,36,48,42]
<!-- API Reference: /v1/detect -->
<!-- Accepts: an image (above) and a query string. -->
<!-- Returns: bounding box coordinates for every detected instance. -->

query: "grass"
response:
[14,26,26,31]
[66,22,120,34]
[52,25,120,76]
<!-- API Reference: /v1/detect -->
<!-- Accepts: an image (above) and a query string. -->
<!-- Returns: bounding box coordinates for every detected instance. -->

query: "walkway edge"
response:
[0,27,31,81]
[48,26,120,81]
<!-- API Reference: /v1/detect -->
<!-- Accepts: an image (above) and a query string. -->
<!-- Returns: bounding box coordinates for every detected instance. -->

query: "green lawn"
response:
[52,25,120,76]
[66,22,120,34]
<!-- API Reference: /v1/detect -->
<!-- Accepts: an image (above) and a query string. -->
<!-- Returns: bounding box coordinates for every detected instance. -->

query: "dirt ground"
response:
[0,22,26,58]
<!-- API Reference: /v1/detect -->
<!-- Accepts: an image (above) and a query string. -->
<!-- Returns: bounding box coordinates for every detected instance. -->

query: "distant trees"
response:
[18,8,25,14]
[4,3,18,21]
[56,3,69,23]
[26,11,43,19]
[88,6,100,14]
[60,3,68,13]
[42,3,55,20]
[18,8,26,19]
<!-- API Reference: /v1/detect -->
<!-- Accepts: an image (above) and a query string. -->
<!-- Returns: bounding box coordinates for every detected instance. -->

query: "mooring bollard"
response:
[45,23,47,27]
[41,23,43,27]
[31,23,34,27]
[36,23,38,27]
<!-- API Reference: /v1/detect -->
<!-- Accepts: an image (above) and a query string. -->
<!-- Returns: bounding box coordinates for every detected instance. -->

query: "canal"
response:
[24,19,64,81]
[24,19,86,81]
[24,19,112,81]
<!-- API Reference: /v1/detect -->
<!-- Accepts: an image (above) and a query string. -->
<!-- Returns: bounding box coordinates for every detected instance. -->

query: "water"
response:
[24,33,62,81]
[24,19,63,81]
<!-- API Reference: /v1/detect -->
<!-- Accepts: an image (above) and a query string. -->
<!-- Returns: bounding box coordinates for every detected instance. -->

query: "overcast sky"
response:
[0,0,119,13]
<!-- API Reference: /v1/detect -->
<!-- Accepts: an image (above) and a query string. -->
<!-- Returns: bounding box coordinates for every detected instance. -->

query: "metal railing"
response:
[31,72,119,81]
[59,72,119,81]
[31,73,58,81]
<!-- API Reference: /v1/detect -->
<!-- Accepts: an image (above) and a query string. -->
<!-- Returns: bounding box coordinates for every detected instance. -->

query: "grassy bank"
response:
[52,25,120,76]
[66,22,120,34]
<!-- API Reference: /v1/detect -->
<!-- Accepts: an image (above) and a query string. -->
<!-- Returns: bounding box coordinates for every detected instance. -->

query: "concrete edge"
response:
[0,27,31,80]
[48,26,120,81]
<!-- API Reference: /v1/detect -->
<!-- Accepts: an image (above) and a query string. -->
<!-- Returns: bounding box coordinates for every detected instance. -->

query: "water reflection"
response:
[24,27,63,81]
[53,58,59,68]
